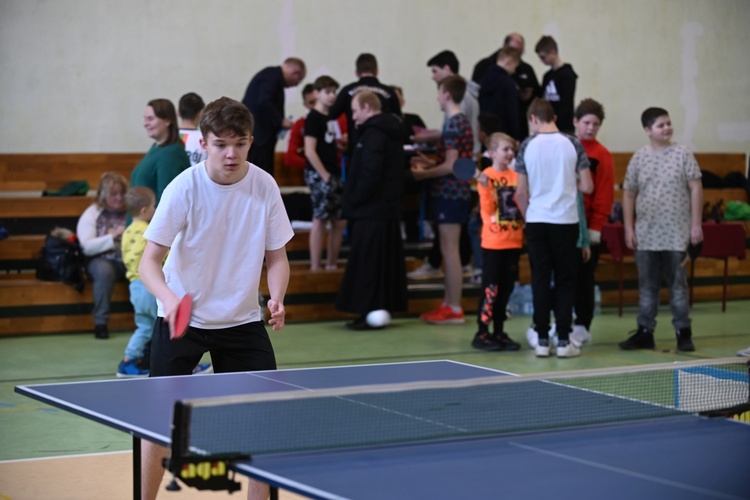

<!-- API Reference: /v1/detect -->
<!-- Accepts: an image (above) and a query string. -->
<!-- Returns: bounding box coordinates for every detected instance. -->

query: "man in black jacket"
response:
[329,53,401,162]
[478,47,521,140]
[335,91,407,329]
[472,32,540,140]
[241,57,306,175]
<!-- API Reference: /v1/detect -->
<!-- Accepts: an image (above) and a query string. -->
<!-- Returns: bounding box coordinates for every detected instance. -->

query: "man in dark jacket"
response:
[472,32,540,140]
[478,47,521,140]
[241,57,306,175]
[329,53,402,162]
[335,91,407,329]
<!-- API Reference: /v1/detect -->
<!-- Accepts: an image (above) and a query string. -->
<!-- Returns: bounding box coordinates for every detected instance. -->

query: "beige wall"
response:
[1,0,748,159]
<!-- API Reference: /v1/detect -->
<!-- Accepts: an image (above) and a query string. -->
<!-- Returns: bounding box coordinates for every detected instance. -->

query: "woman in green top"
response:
[131,99,190,204]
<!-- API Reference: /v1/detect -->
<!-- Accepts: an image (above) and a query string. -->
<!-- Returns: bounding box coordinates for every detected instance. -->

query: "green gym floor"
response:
[1,300,748,465]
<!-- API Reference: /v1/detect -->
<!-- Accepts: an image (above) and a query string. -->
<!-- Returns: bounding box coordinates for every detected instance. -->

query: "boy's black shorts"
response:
[149,317,277,377]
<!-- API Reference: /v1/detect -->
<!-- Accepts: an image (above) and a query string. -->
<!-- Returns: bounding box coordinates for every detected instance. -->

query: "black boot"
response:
[94,324,109,339]
[345,316,370,330]
[676,328,695,352]
[619,326,654,350]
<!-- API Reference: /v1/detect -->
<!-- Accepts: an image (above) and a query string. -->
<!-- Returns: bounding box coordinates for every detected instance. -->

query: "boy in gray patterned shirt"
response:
[620,107,703,352]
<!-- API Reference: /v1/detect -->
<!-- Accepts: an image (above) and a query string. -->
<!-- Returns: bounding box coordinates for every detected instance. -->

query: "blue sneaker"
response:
[117,359,149,378]
[192,363,213,375]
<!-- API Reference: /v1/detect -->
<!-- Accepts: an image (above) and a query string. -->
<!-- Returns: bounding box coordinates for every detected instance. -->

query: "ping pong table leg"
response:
[270,485,279,500]
[132,436,141,500]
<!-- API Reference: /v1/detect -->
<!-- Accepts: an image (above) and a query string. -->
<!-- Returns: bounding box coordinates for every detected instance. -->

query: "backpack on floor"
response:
[36,227,86,292]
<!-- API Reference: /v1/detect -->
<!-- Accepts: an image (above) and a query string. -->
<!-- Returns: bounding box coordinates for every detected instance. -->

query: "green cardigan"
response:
[130,142,190,204]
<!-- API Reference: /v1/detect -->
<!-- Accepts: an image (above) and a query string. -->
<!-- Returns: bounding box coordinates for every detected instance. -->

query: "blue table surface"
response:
[16,360,750,500]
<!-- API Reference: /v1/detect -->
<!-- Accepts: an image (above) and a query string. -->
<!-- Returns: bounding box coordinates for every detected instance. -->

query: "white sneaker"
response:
[407,261,444,280]
[557,342,581,358]
[570,325,591,347]
[471,268,482,285]
[548,324,558,347]
[462,264,473,278]
[535,341,551,357]
[737,346,750,357]
[192,363,213,375]
[526,327,539,348]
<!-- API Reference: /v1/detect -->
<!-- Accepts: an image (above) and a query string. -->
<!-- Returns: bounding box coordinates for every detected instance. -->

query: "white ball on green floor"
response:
[366,309,391,328]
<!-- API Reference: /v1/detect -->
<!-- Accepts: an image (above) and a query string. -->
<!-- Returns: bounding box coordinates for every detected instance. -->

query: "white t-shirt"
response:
[515,132,590,224]
[179,128,207,165]
[144,162,294,328]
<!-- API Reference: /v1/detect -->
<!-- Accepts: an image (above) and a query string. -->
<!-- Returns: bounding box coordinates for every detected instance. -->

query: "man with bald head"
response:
[242,57,307,175]
[472,32,539,139]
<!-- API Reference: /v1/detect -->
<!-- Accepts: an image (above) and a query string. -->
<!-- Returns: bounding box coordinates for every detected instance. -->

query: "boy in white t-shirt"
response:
[138,96,294,500]
[515,98,593,359]
[178,92,207,165]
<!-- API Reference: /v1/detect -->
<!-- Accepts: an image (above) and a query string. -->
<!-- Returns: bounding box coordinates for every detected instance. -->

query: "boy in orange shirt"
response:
[472,132,523,351]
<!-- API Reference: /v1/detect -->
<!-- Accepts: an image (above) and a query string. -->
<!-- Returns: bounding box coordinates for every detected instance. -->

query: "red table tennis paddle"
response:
[171,294,193,340]
[453,157,480,180]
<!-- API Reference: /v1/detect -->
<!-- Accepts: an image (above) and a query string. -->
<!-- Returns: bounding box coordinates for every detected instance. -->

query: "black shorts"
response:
[433,197,470,224]
[149,317,277,377]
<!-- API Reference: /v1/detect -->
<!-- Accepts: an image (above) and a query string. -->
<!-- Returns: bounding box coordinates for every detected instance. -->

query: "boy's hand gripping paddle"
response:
[171,294,193,340]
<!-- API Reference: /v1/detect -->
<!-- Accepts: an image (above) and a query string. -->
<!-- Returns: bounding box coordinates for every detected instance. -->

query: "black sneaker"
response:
[345,316,368,330]
[472,332,502,351]
[619,327,654,350]
[94,324,109,339]
[676,328,695,352]
[345,316,383,331]
[493,332,521,351]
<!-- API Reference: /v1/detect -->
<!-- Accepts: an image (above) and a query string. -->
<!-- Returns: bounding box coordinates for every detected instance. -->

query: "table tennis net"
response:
[172,358,749,458]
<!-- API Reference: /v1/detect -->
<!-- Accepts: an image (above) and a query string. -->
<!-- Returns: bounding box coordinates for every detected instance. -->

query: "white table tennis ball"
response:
[366,309,391,328]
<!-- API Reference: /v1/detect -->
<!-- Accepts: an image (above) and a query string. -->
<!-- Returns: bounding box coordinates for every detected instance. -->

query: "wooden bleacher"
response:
[611,152,749,207]
[603,151,750,311]
[0,151,748,335]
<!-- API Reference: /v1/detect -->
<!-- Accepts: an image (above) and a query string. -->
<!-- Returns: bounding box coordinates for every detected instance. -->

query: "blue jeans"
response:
[124,279,157,360]
[634,250,691,331]
[86,256,127,326]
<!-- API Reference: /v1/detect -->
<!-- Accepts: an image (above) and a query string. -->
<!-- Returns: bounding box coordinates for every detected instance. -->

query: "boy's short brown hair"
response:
[313,75,339,92]
[527,98,556,123]
[125,186,156,218]
[178,93,205,121]
[575,98,606,122]
[641,107,669,128]
[356,53,378,74]
[535,35,558,54]
[439,75,467,105]
[200,97,254,139]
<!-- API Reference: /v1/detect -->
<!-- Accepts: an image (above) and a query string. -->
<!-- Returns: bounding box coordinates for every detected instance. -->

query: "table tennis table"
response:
[15,360,750,500]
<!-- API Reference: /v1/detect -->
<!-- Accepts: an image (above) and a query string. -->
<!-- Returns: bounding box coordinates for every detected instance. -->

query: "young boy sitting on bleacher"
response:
[620,107,703,352]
